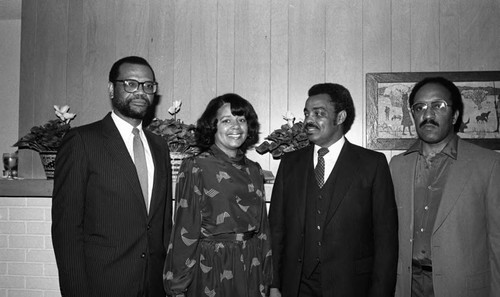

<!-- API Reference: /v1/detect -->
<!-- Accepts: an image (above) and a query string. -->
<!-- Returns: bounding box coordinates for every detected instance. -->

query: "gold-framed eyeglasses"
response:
[411,100,451,114]
[114,79,157,94]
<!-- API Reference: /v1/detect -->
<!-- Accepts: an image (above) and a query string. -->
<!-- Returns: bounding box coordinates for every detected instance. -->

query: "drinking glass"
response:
[3,153,18,179]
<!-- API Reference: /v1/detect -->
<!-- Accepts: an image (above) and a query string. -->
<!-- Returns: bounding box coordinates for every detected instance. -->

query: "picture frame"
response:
[366,71,500,150]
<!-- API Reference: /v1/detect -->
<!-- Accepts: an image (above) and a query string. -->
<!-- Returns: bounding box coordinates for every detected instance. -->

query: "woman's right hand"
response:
[269,288,282,297]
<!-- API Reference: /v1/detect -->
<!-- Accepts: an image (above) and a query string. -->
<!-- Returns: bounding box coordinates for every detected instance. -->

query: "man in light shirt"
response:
[52,56,172,297]
[270,83,398,297]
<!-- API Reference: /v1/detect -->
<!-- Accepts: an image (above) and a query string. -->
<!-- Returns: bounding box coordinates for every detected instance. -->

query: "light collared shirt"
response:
[313,136,345,182]
[111,111,155,211]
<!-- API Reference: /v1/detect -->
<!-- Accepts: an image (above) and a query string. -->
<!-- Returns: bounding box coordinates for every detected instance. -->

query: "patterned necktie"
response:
[132,128,149,212]
[315,147,329,188]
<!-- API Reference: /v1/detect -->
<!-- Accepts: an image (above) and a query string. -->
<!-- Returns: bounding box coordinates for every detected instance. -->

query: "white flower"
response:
[283,111,295,127]
[168,100,182,116]
[54,105,76,124]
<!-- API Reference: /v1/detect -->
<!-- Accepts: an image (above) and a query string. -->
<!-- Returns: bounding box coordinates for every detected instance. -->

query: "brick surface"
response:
[0,263,6,274]
[0,249,25,262]
[25,250,56,263]
[43,290,61,297]
[8,263,44,276]
[0,208,7,220]
[0,198,26,207]
[43,237,53,250]
[9,209,45,221]
[26,277,59,290]
[9,290,44,297]
[9,236,44,249]
[0,235,7,248]
[42,265,58,277]
[27,199,52,207]
[0,275,24,288]
[0,222,26,234]
[26,223,51,235]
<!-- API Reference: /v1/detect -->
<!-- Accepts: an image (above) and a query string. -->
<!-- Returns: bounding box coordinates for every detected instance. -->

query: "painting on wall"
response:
[366,71,500,150]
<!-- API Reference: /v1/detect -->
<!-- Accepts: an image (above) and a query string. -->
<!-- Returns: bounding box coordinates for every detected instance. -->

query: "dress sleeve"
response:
[164,157,203,295]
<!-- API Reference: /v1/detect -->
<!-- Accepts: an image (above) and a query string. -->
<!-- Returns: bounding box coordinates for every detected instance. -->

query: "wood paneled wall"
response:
[19,0,500,178]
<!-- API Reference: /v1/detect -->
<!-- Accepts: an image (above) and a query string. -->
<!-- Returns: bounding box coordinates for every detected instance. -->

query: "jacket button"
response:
[141,253,146,258]
[147,224,151,230]
[298,258,302,262]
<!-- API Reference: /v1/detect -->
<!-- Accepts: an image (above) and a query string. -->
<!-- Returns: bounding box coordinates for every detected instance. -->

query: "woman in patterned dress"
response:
[164,94,272,297]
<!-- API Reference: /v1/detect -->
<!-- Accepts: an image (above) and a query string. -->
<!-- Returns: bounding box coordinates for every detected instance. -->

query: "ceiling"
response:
[0,0,21,20]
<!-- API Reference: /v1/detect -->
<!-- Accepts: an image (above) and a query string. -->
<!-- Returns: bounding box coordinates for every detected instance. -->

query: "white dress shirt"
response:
[313,136,345,183]
[111,111,155,211]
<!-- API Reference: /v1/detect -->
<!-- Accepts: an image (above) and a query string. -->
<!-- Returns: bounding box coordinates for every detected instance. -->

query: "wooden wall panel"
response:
[17,0,500,179]
[189,0,218,122]
[326,0,364,144]
[459,0,500,71]
[216,0,236,95]
[269,0,289,174]
[391,0,411,72]
[81,0,115,124]
[115,0,149,58]
[288,0,326,120]
[148,0,175,119]
[172,0,193,123]
[410,0,440,71]
[234,0,271,169]
[439,0,460,71]
[18,0,38,178]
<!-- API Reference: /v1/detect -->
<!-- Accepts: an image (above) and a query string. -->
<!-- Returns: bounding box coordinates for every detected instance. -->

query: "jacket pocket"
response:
[466,270,489,291]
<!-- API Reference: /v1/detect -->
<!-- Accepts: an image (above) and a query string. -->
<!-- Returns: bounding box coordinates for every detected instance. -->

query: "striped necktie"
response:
[315,148,329,188]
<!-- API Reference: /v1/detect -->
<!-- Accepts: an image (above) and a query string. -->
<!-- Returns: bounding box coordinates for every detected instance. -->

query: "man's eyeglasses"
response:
[411,100,452,114]
[114,79,157,94]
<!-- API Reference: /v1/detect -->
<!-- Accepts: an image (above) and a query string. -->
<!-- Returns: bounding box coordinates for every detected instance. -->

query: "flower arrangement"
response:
[13,105,76,152]
[256,111,310,159]
[146,100,200,156]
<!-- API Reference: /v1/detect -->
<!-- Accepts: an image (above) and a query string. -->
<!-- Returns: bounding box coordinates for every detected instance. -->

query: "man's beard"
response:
[112,95,150,119]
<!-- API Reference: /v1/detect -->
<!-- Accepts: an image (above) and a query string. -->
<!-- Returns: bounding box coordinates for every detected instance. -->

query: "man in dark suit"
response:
[269,83,398,297]
[52,56,172,297]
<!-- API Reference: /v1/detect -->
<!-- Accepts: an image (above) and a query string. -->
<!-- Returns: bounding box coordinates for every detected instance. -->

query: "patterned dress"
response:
[164,145,272,297]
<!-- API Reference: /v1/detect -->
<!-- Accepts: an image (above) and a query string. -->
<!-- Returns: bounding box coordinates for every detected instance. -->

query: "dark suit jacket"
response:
[269,141,398,297]
[52,113,172,297]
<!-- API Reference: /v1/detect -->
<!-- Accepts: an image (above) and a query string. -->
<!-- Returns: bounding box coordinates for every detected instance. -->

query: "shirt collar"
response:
[405,134,458,160]
[111,111,144,137]
[314,136,345,157]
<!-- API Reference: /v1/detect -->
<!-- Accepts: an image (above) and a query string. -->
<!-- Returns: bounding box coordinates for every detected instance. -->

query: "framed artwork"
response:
[366,71,500,150]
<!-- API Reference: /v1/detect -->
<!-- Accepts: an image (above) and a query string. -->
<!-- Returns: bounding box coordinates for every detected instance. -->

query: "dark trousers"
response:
[298,263,322,297]
[411,263,434,297]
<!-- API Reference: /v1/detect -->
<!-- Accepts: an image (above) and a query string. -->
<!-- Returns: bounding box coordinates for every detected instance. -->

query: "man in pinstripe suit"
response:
[52,56,172,297]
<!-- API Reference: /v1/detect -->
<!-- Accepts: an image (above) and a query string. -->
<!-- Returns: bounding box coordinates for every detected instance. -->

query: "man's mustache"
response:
[305,122,319,130]
[419,119,439,128]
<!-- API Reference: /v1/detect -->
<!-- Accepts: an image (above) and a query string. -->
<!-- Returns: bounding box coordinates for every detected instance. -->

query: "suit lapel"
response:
[296,146,314,229]
[324,141,358,225]
[101,114,148,216]
[433,142,470,234]
[144,131,167,219]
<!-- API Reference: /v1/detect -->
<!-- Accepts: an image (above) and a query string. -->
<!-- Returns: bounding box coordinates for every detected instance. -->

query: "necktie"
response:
[132,128,149,212]
[315,148,329,188]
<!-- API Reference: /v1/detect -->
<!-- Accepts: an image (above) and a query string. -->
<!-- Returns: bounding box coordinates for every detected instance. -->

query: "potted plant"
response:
[145,101,199,180]
[13,105,76,178]
[256,111,310,159]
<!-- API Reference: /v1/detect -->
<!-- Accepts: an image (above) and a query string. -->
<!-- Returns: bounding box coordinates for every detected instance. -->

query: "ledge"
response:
[0,179,53,197]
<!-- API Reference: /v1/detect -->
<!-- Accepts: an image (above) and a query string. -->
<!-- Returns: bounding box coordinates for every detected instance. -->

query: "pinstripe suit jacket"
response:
[52,113,172,297]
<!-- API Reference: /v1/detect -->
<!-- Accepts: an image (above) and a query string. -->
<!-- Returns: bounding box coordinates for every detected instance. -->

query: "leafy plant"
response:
[13,105,76,152]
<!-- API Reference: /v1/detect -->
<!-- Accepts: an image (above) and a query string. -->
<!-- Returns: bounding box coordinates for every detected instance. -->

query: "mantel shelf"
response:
[0,179,53,197]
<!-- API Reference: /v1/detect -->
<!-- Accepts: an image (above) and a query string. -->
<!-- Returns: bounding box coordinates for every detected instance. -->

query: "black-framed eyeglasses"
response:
[411,100,452,114]
[114,79,157,94]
